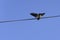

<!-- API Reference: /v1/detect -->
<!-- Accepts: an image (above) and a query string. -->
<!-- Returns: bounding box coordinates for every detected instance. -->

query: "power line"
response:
[0,15,60,23]
[0,18,36,23]
[41,15,60,19]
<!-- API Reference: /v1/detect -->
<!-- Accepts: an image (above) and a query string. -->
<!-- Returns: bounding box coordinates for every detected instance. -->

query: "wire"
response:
[0,18,36,23]
[41,15,60,19]
[0,15,60,23]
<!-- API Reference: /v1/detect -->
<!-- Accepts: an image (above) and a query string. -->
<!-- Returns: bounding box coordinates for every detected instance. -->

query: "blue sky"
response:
[0,0,60,40]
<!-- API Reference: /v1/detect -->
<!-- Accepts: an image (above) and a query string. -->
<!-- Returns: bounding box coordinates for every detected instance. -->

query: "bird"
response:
[30,12,45,20]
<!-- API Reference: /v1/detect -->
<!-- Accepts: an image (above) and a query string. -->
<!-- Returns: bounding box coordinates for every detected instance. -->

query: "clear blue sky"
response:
[0,0,60,40]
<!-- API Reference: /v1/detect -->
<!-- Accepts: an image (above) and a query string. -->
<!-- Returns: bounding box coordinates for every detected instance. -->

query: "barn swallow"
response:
[30,13,45,20]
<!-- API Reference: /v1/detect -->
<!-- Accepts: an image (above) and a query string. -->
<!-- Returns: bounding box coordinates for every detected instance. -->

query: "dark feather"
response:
[39,13,45,16]
[30,13,37,17]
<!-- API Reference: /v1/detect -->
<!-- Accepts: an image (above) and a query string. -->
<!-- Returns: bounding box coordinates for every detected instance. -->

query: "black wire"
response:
[0,15,60,23]
[41,15,60,19]
[0,18,36,23]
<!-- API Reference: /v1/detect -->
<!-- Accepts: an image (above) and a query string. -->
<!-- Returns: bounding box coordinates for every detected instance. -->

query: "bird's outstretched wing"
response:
[39,13,45,16]
[30,13,37,17]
